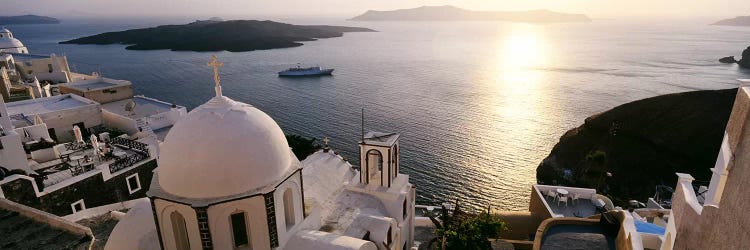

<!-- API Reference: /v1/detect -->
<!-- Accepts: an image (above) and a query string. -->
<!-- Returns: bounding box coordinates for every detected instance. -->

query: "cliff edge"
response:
[537,88,737,205]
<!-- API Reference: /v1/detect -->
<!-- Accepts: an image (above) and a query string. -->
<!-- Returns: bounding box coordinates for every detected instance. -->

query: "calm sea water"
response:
[7,18,750,211]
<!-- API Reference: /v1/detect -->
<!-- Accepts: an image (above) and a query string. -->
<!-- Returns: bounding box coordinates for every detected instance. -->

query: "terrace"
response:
[29,136,152,187]
[534,185,612,218]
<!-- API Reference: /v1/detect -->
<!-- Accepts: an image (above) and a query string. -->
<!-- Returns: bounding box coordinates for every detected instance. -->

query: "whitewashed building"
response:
[105,57,416,250]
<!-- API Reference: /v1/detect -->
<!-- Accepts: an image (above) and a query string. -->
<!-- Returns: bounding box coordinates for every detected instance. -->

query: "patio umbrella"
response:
[73,125,84,144]
[90,134,100,155]
[33,114,43,125]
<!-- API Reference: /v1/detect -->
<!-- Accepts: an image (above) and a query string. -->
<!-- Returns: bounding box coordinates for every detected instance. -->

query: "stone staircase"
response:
[135,118,157,141]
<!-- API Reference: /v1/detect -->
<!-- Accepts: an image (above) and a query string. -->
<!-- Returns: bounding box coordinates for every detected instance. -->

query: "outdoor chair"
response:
[546,190,558,201]
[558,196,568,207]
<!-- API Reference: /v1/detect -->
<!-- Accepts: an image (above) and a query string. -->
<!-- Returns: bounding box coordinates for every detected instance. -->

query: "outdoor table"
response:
[70,155,84,166]
[556,188,569,196]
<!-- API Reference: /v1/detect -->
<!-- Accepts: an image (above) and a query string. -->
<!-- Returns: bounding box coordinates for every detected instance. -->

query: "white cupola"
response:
[0,28,28,54]
[156,95,296,198]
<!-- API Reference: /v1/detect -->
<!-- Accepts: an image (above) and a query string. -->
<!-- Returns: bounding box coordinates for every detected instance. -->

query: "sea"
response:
[6,17,750,211]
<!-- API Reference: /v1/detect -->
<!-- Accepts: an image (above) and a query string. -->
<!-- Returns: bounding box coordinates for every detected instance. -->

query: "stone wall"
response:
[0,159,156,216]
[671,87,750,249]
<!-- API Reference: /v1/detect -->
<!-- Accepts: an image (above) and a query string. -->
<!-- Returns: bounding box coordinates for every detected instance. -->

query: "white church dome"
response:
[0,28,26,51]
[157,95,295,199]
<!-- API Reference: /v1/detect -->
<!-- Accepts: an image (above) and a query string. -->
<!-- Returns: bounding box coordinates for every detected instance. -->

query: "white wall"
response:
[0,131,28,171]
[206,196,270,250]
[275,171,304,248]
[14,56,70,83]
[154,199,203,250]
[102,109,138,134]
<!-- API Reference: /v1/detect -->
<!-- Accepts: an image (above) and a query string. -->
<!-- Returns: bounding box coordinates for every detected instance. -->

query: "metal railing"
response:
[109,152,149,174]
[111,137,149,153]
[108,137,151,173]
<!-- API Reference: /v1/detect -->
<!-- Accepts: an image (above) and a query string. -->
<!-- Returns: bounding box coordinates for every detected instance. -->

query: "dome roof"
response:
[0,38,25,49]
[0,29,24,49]
[157,95,296,199]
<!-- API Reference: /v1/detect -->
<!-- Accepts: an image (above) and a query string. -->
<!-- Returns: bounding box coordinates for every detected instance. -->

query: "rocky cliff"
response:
[537,89,737,205]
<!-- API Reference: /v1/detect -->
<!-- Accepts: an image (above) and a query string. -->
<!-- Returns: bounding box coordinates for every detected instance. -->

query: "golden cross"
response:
[207,55,224,90]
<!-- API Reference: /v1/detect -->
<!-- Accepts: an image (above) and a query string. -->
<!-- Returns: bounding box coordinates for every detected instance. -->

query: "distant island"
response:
[0,15,59,25]
[537,88,736,206]
[60,20,375,52]
[719,46,750,69]
[349,5,591,23]
[712,16,750,26]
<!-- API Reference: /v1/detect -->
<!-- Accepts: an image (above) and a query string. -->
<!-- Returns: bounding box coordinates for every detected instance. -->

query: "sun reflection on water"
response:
[459,23,554,209]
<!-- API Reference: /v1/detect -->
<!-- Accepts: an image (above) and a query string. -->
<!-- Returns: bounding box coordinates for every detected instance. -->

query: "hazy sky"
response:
[3,0,749,19]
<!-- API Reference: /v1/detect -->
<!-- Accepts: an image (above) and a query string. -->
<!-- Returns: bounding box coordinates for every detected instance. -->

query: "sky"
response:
[2,0,749,20]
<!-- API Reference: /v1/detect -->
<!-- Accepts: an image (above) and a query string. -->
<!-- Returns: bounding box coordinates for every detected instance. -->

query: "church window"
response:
[230,212,251,249]
[71,199,85,213]
[394,145,399,178]
[284,188,295,229]
[403,199,408,220]
[386,226,393,246]
[126,173,141,194]
[170,211,190,250]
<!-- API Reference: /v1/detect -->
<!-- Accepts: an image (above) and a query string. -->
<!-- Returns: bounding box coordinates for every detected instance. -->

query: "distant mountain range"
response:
[60,20,375,52]
[713,16,750,26]
[349,5,591,23]
[0,15,59,25]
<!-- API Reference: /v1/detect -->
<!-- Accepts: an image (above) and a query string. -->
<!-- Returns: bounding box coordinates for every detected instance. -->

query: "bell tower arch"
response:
[359,131,400,188]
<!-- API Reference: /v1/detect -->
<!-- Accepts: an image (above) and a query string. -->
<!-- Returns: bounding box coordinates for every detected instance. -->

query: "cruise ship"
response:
[278,65,334,77]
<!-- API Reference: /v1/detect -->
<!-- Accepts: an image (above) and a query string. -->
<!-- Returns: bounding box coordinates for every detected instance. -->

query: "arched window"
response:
[393,145,399,180]
[170,211,190,250]
[284,188,296,229]
[386,226,393,246]
[403,199,408,220]
[230,211,251,249]
[366,149,383,186]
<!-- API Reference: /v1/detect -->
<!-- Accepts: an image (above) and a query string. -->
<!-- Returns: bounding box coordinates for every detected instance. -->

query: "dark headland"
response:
[719,46,750,69]
[60,20,375,52]
[537,88,737,205]
[0,15,60,25]
[349,5,591,23]
[712,16,750,26]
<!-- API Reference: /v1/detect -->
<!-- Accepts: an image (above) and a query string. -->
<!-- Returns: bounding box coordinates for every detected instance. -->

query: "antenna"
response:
[361,106,365,142]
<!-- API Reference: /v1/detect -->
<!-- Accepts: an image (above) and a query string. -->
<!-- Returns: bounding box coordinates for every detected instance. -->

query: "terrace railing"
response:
[111,137,149,154]
[109,153,149,174]
[64,142,91,152]
[108,137,151,173]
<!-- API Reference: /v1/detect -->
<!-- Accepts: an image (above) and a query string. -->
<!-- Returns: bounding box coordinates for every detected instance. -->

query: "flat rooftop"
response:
[62,77,131,92]
[101,96,180,119]
[68,81,118,90]
[6,94,97,116]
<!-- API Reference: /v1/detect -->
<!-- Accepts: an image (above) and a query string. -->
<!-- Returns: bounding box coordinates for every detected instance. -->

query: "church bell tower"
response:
[359,131,400,188]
